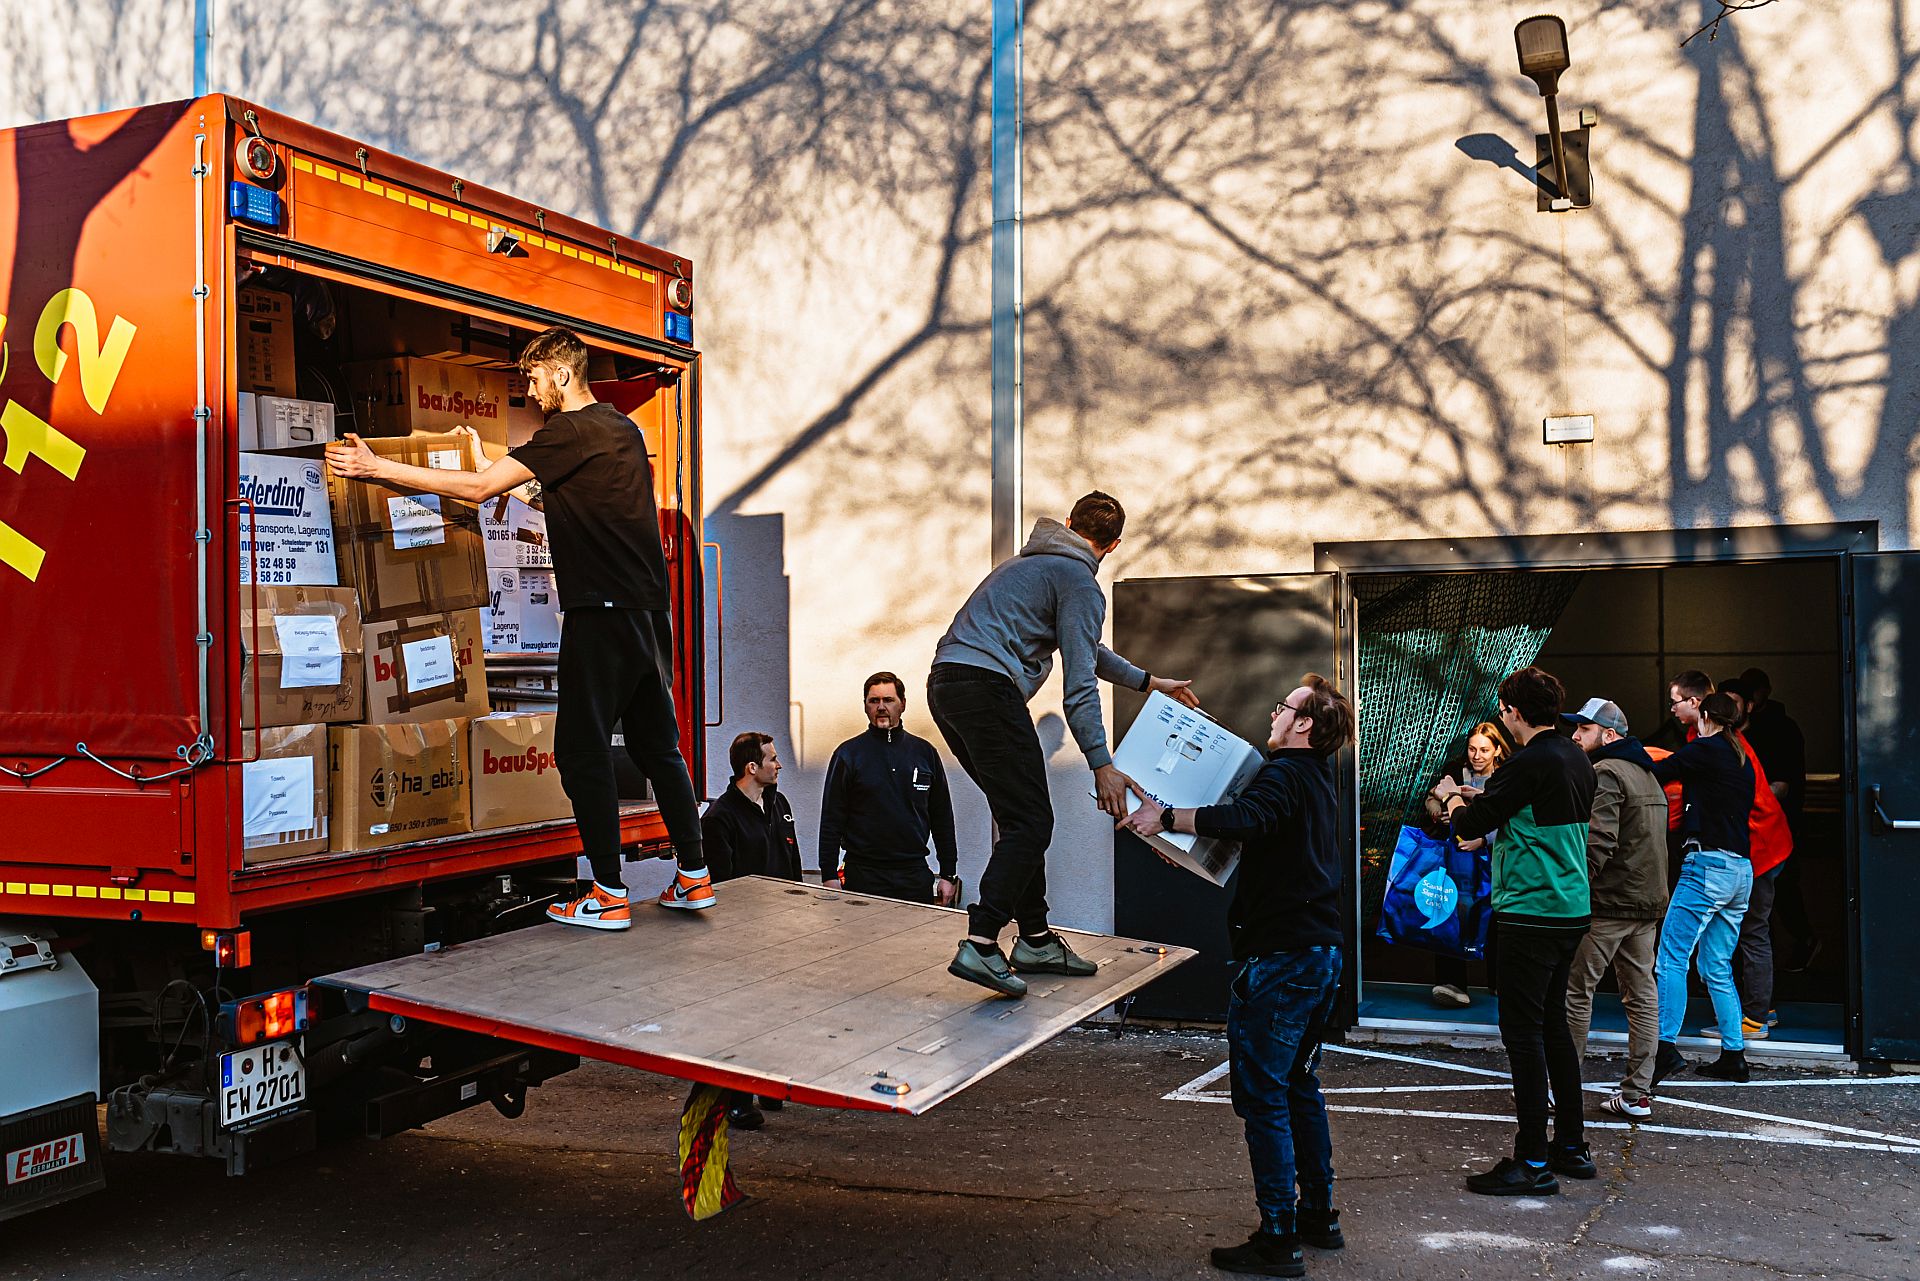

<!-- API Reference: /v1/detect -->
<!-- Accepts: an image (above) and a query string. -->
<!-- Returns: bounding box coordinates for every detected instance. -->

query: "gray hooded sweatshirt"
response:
[933,518,1149,769]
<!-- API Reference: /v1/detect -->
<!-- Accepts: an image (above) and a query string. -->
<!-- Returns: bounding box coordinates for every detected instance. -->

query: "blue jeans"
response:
[1228,946,1342,1236]
[1657,850,1752,1049]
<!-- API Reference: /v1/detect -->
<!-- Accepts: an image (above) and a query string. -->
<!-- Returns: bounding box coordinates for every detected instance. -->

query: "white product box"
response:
[482,567,562,654]
[238,393,336,452]
[480,495,552,569]
[1109,691,1265,886]
[237,453,339,586]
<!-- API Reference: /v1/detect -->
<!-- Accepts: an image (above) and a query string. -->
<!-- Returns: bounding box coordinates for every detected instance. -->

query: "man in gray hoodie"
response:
[929,491,1197,996]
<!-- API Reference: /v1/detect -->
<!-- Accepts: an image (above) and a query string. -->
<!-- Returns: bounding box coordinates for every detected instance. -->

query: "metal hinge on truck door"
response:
[0,931,58,977]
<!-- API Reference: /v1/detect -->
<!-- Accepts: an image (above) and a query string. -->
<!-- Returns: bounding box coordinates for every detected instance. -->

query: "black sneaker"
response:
[1548,1141,1596,1180]
[726,1102,766,1131]
[1694,1050,1750,1082]
[1209,1231,1305,1277]
[1296,1207,1344,1250]
[1652,1040,1688,1086]
[1465,1157,1559,1196]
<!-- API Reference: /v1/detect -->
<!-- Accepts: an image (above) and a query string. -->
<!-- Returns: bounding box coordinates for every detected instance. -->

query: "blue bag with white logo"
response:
[1374,823,1493,959]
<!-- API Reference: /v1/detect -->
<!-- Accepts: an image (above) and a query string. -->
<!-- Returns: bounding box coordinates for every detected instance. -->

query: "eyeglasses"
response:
[1669,696,1696,707]
[1275,700,1309,716]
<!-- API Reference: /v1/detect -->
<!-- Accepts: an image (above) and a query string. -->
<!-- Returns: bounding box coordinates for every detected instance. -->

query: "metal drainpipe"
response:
[193,0,213,97]
[990,0,1024,565]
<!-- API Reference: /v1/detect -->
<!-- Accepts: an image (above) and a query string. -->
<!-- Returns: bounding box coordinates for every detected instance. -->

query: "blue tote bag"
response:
[1374,824,1493,959]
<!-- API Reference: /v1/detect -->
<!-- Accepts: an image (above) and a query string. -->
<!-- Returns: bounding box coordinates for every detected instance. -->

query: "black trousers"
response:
[842,859,937,903]
[925,665,1052,939]
[1494,917,1588,1162]
[555,607,704,885]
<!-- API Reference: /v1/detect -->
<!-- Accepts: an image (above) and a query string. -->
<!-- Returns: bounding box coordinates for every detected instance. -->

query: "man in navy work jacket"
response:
[1122,673,1354,1279]
[817,672,960,904]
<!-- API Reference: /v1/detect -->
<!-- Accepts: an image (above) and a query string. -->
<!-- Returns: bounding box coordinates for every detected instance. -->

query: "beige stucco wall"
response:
[5,0,1913,929]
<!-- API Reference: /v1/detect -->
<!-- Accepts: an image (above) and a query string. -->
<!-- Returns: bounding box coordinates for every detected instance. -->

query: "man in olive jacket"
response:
[1561,699,1670,1120]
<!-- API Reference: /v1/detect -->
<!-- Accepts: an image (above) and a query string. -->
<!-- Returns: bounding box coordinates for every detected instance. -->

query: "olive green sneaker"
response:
[1009,932,1098,977]
[948,941,1027,997]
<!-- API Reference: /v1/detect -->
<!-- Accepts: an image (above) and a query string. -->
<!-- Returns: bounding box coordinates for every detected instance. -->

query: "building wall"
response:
[5,0,1915,930]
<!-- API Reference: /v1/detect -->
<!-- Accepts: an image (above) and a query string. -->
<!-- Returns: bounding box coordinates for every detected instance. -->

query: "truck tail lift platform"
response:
[319,877,1194,1115]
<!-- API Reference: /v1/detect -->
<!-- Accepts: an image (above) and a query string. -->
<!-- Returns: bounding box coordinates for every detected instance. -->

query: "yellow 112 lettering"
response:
[0,288,134,582]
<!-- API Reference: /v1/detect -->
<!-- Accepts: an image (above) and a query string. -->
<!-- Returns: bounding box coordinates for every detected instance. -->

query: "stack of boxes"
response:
[237,288,571,865]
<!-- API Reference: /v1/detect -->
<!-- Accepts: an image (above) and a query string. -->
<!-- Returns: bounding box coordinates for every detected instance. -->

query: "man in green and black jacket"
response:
[1435,665,1595,1197]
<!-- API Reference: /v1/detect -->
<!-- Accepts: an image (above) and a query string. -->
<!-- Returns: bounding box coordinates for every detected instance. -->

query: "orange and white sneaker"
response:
[658,868,716,911]
[547,883,632,930]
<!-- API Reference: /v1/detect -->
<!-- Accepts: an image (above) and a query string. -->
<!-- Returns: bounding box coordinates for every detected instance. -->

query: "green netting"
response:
[1353,570,1584,898]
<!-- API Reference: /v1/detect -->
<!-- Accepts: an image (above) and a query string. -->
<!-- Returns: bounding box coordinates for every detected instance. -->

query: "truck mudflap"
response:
[316,876,1195,1115]
[1,1094,105,1223]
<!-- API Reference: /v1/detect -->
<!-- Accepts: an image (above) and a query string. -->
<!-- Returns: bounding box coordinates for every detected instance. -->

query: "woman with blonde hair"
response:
[1424,721,1512,1007]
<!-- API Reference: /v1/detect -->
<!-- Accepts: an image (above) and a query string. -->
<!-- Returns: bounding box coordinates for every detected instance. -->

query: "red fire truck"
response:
[0,97,705,1219]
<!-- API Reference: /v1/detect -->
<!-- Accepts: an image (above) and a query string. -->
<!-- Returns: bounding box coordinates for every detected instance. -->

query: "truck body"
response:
[0,97,705,1220]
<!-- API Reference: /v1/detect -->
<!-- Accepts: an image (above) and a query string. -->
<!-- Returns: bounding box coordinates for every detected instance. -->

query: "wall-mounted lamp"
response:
[1515,15,1593,211]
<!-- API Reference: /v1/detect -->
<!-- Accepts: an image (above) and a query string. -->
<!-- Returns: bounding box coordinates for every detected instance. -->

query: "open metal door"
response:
[1111,573,1346,1022]
[1851,552,1920,1063]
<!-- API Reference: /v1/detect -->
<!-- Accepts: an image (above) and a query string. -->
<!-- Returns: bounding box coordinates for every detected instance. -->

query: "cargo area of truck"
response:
[318,877,1195,1115]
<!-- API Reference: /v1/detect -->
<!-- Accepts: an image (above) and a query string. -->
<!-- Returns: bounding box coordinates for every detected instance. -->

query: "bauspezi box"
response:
[1110,691,1266,886]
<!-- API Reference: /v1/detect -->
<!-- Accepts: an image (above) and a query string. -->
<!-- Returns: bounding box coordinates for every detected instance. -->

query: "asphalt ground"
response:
[6,1029,1917,1280]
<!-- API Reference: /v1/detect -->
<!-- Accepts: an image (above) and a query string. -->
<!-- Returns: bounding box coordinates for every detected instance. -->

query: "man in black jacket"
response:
[817,672,960,904]
[1122,673,1353,1279]
[702,732,802,885]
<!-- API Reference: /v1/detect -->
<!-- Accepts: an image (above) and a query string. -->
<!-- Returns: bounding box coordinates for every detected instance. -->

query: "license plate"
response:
[219,1041,306,1127]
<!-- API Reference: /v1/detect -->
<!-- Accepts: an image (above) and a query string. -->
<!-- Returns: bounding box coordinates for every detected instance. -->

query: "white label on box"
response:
[238,454,337,586]
[243,758,314,839]
[388,494,446,549]
[427,448,463,471]
[402,634,457,692]
[271,614,344,688]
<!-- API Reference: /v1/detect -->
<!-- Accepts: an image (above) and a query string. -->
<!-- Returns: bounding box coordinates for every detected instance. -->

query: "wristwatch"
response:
[1160,806,1176,833]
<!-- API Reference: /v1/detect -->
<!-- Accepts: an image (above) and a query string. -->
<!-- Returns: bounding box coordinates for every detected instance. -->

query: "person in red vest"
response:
[1655,672,1792,1051]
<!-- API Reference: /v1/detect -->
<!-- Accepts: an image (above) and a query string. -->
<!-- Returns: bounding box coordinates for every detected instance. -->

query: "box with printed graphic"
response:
[482,567,562,655]
[1109,691,1265,887]
[240,585,365,728]
[469,713,570,830]
[480,494,552,569]
[343,356,511,438]
[326,431,488,622]
[328,719,471,852]
[240,724,330,864]
[238,392,336,452]
[238,453,338,586]
[238,287,297,396]
[361,609,491,725]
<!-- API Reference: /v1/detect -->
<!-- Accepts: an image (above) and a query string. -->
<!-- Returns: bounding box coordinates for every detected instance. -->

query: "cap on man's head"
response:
[1562,697,1629,734]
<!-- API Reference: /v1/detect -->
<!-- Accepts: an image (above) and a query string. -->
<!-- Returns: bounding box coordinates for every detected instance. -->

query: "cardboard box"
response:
[328,719,471,851]
[482,568,562,655]
[363,609,491,725]
[238,288,297,396]
[343,356,510,438]
[1110,692,1266,886]
[239,392,336,451]
[240,586,365,728]
[480,494,552,569]
[238,453,338,586]
[327,432,489,622]
[240,724,330,863]
[469,713,570,829]
[347,293,518,368]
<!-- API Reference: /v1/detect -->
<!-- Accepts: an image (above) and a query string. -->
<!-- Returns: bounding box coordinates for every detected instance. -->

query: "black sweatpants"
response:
[841,859,937,903]
[925,664,1051,940]
[556,607,703,886]
[1494,917,1588,1162]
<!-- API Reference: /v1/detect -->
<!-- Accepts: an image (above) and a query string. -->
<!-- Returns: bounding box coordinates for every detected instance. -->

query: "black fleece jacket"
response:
[1193,748,1343,961]
[817,724,958,880]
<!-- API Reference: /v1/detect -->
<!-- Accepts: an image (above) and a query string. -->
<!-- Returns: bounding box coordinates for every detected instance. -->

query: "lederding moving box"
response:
[238,288,297,396]
[482,568,561,655]
[343,356,510,438]
[329,720,471,851]
[469,713,570,829]
[480,494,552,569]
[327,432,489,622]
[1110,691,1266,886]
[238,453,338,587]
[362,609,491,725]
[240,586,365,728]
[240,724,330,863]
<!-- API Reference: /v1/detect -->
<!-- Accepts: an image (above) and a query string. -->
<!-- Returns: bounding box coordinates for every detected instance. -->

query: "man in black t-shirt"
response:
[326,326,711,928]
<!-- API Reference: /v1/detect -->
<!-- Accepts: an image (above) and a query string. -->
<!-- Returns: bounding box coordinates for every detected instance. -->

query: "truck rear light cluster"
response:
[201,928,252,969]
[221,986,311,1047]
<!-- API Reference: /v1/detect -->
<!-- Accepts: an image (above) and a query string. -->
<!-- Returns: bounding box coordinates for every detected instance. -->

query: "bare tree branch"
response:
[1683,0,1787,48]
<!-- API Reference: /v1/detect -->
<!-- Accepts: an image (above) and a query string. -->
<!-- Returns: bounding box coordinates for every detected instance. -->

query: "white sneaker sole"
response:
[547,907,632,930]
[658,892,715,911]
